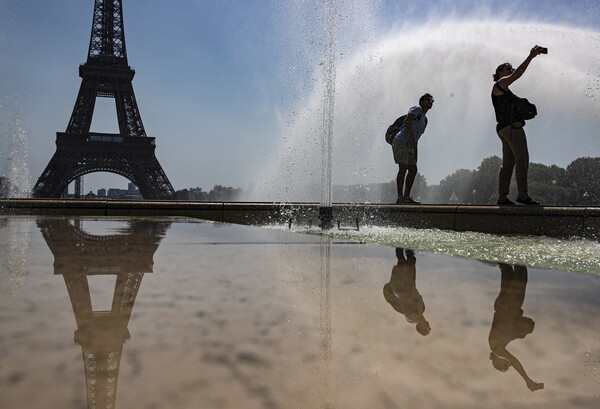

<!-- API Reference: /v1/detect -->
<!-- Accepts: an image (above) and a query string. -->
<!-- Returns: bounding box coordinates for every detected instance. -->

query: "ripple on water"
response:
[274,225,600,276]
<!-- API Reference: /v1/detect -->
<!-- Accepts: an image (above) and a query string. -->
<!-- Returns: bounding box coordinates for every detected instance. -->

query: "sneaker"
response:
[395,197,407,204]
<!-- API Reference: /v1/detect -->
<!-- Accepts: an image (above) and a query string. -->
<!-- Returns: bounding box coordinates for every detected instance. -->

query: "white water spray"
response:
[1,100,31,198]
[253,18,600,203]
[320,0,337,207]
[250,0,381,203]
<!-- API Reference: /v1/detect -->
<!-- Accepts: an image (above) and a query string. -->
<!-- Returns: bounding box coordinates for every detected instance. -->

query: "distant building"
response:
[59,182,141,200]
[97,184,143,200]
[127,183,139,196]
[107,188,127,198]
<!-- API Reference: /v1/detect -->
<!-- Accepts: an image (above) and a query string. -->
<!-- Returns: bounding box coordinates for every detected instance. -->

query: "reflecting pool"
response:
[1,216,599,409]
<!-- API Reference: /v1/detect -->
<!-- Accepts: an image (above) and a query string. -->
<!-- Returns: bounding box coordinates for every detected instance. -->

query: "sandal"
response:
[496,198,516,206]
[403,196,421,205]
[516,197,541,206]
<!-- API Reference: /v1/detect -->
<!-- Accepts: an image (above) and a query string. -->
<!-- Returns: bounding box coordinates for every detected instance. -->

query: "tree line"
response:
[171,185,243,201]
[334,156,599,206]
[172,156,598,206]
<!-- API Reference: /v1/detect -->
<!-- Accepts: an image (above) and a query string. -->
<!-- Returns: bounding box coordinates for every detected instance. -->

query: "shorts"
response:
[392,139,417,165]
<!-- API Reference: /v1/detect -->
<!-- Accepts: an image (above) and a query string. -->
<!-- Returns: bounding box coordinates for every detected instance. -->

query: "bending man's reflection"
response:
[488,263,544,391]
[383,248,430,336]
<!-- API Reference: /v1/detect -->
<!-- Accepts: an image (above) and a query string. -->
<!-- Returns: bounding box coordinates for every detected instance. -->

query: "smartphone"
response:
[538,47,548,54]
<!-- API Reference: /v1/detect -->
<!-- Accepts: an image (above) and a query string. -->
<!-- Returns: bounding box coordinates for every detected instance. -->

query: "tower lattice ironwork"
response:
[39,218,170,409]
[32,0,175,199]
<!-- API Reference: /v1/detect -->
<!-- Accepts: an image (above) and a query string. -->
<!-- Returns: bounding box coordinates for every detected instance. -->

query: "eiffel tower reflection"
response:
[38,218,170,409]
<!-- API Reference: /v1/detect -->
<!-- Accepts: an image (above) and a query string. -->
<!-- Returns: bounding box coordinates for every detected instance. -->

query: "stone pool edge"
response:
[1,199,598,240]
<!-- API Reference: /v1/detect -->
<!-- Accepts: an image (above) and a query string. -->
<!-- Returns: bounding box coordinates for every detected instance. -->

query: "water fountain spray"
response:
[1,100,31,198]
[318,0,338,230]
[256,18,599,205]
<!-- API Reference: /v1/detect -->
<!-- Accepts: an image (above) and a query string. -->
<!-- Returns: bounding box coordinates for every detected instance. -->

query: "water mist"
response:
[253,17,600,203]
[320,0,337,209]
[1,101,31,198]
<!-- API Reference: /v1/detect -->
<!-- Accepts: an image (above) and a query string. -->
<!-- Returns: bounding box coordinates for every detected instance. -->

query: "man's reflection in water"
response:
[383,248,431,336]
[488,263,544,391]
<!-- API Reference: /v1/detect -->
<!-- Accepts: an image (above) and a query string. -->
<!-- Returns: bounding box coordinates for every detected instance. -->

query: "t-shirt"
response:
[394,105,428,143]
[389,264,424,324]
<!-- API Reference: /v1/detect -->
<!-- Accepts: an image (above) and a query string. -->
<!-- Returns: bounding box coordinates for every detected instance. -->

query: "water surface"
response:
[1,216,599,408]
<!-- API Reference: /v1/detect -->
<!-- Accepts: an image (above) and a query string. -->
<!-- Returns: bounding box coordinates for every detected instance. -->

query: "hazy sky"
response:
[1,0,599,197]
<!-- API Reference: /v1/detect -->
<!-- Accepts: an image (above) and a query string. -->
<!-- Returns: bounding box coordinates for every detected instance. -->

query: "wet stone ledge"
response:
[0,199,598,240]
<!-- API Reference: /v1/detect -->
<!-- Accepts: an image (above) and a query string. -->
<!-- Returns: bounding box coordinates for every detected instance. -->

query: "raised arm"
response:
[497,45,544,90]
[495,347,544,391]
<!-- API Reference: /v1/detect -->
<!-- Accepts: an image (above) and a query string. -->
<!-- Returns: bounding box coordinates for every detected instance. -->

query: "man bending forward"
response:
[392,93,434,204]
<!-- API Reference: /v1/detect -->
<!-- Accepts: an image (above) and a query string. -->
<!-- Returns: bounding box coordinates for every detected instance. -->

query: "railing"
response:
[88,134,124,143]
[56,132,155,145]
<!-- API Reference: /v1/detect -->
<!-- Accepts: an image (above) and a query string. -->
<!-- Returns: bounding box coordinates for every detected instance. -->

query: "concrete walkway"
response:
[1,199,598,240]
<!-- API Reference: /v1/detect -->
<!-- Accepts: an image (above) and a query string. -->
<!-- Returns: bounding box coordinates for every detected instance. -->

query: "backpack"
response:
[385,113,421,144]
[385,115,407,144]
[495,82,537,123]
[513,97,537,121]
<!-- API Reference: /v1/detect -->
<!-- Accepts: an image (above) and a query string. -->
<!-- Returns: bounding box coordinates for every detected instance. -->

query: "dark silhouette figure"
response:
[488,263,544,391]
[383,248,430,335]
[391,93,434,205]
[491,46,546,206]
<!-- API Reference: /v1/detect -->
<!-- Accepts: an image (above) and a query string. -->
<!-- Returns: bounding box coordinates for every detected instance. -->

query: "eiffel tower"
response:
[38,218,170,409]
[32,0,175,199]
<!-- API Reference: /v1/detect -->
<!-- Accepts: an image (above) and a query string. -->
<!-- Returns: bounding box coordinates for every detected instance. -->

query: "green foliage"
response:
[170,157,599,205]
[336,156,599,205]
[566,157,600,205]
[172,185,243,201]
[433,168,475,203]
[0,177,8,198]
